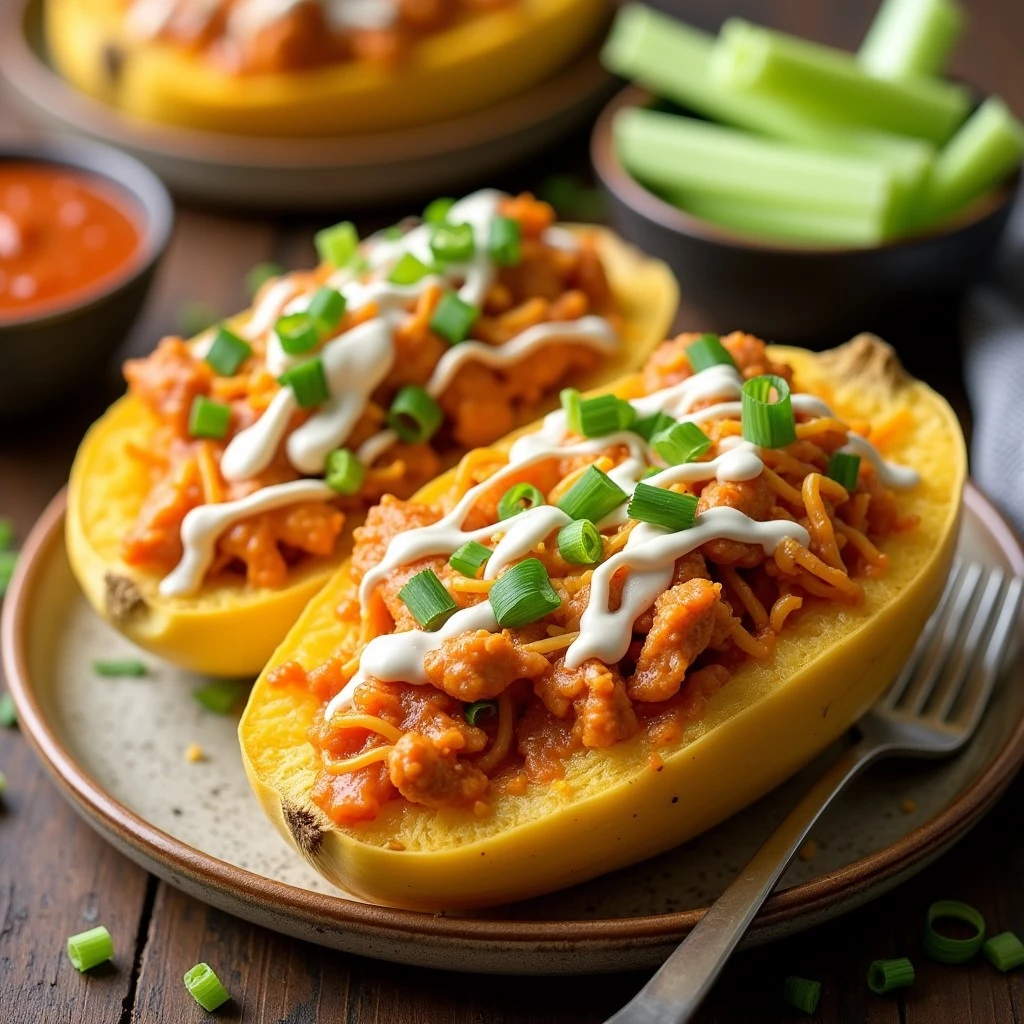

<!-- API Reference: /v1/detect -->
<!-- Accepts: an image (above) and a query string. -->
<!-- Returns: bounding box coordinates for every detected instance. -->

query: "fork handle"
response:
[606,738,885,1024]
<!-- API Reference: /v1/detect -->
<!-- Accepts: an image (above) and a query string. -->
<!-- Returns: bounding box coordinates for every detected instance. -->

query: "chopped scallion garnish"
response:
[388,252,435,286]
[193,681,248,715]
[449,540,492,577]
[497,483,547,521]
[556,519,603,565]
[783,976,821,1014]
[867,957,915,994]
[308,287,346,336]
[631,410,675,442]
[0,693,16,729]
[488,558,561,628]
[560,387,582,432]
[188,396,231,440]
[184,963,231,1012]
[686,333,736,372]
[388,386,444,443]
[742,374,797,448]
[557,466,628,522]
[205,327,252,377]
[983,932,1024,972]
[275,311,319,356]
[488,215,522,266]
[315,221,358,268]
[924,901,986,963]
[279,357,329,408]
[827,451,861,491]
[574,394,637,437]
[430,222,476,263]
[423,197,456,225]
[429,292,478,345]
[93,659,148,677]
[464,700,497,726]
[325,449,365,495]
[651,421,711,465]
[627,483,699,531]
[399,569,458,630]
[245,261,284,299]
[67,926,114,972]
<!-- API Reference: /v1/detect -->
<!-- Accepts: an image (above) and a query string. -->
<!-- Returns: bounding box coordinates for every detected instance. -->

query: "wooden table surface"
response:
[2,1,1024,1021]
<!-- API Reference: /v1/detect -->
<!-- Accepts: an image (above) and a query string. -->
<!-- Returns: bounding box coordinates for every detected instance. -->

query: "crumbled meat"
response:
[423,629,550,702]
[697,476,775,567]
[386,731,489,808]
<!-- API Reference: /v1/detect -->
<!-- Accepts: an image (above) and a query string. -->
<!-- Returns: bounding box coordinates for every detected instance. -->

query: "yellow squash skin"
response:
[239,335,966,909]
[45,0,607,135]
[65,228,678,677]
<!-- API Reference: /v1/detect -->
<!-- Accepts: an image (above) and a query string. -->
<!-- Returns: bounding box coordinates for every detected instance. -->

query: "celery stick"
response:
[665,191,889,247]
[924,98,1024,221]
[713,18,970,143]
[602,4,934,192]
[859,0,964,79]
[614,108,901,230]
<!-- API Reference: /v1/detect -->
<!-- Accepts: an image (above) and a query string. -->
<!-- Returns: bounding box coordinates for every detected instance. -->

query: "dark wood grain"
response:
[2,0,1024,1022]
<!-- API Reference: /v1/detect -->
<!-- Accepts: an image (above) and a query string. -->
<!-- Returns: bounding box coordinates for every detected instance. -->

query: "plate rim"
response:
[4,484,1024,952]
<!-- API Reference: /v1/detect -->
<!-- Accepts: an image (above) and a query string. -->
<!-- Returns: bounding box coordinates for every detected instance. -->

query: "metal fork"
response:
[607,563,1024,1024]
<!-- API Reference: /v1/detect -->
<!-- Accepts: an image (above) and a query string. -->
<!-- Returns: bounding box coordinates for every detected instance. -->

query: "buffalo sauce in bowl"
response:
[0,162,143,323]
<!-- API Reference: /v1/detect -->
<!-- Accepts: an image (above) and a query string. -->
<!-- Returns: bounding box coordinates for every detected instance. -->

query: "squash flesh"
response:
[64,228,678,677]
[239,336,966,909]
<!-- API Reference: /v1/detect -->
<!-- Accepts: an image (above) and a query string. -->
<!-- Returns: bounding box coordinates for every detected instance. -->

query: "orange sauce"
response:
[0,162,143,321]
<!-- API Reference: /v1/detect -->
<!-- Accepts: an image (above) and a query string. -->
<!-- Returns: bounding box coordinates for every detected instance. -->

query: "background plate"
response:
[0,0,613,210]
[3,484,1024,974]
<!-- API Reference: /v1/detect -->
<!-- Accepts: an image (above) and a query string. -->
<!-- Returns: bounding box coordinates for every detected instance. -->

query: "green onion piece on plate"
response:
[279,357,329,409]
[686,333,736,372]
[423,197,456,225]
[742,374,797,448]
[193,681,248,715]
[498,482,547,520]
[325,449,365,496]
[488,215,522,267]
[632,410,676,442]
[205,327,253,377]
[575,394,637,437]
[399,569,458,631]
[308,286,346,336]
[188,396,231,440]
[388,252,435,286]
[429,292,478,345]
[651,421,712,465]
[983,932,1024,972]
[245,260,285,299]
[464,699,497,726]
[0,693,16,729]
[924,900,986,963]
[489,557,561,628]
[628,483,699,531]
[558,466,628,522]
[867,957,915,994]
[430,222,476,263]
[557,519,604,565]
[449,540,492,577]
[0,517,13,549]
[827,451,861,491]
[388,385,444,443]
[275,311,319,356]
[184,962,231,1012]
[560,387,582,432]
[783,976,821,1014]
[67,926,114,972]
[93,658,148,678]
[315,221,358,268]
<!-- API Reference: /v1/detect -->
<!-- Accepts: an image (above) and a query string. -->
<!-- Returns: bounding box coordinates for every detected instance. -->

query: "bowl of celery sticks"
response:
[593,0,1023,344]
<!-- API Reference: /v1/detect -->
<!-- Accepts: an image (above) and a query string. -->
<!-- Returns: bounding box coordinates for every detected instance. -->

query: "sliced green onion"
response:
[279,357,329,409]
[742,374,797,448]
[557,519,603,565]
[193,681,248,715]
[498,483,547,520]
[575,394,637,437]
[488,215,522,267]
[275,311,319,356]
[924,900,986,963]
[686,333,736,372]
[188,396,231,440]
[0,693,16,729]
[560,387,582,432]
[0,550,16,597]
[983,932,1024,972]
[177,301,219,338]
[558,466,629,522]
[388,252,435,286]
[827,451,861,491]
[0,518,13,549]
[783,976,821,1014]
[315,221,358,268]
[325,449,365,496]
[204,327,252,377]
[245,260,285,299]
[93,658,148,677]
[489,558,562,628]
[867,957,915,994]
[641,466,663,480]
[464,699,497,726]
[449,541,492,577]
[388,386,444,443]
[67,926,114,972]
[423,197,456,224]
[430,222,476,263]
[308,287,346,336]
[651,421,712,465]
[632,410,676,442]
[429,292,478,345]
[628,483,699,531]
[184,963,231,1012]
[399,569,458,630]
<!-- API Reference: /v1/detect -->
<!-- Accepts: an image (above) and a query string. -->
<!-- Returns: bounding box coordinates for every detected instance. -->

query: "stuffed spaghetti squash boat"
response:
[45,0,608,135]
[239,331,965,909]
[66,190,676,676]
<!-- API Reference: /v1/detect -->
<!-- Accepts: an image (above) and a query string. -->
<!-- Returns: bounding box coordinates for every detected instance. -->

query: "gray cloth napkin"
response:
[963,188,1024,536]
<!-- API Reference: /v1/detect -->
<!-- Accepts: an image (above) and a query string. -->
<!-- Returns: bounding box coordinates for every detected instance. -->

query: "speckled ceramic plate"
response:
[0,0,612,210]
[4,485,1024,974]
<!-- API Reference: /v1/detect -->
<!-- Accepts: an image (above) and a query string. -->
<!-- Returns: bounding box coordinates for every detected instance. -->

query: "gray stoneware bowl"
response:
[0,137,173,415]
[592,85,1019,347]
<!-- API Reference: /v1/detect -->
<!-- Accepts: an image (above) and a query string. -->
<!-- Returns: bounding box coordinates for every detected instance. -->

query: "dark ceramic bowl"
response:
[0,137,173,415]
[592,85,1019,347]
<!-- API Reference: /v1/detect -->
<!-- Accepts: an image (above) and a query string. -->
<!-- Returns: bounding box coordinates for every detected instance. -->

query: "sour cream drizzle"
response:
[325,362,920,717]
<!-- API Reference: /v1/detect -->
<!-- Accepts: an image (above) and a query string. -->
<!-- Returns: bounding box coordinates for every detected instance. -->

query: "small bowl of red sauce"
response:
[0,138,172,414]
